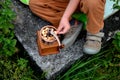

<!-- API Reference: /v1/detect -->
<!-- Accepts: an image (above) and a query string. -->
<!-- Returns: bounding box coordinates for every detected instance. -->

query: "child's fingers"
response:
[56,24,63,34]
[57,22,70,34]
[61,26,70,34]
[58,25,70,34]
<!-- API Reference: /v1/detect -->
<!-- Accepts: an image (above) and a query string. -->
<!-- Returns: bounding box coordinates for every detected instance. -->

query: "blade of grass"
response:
[94,74,109,80]
[58,57,100,80]
[80,77,93,80]
[69,64,100,79]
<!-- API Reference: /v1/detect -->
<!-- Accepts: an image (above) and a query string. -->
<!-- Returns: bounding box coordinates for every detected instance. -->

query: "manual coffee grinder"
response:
[37,25,64,56]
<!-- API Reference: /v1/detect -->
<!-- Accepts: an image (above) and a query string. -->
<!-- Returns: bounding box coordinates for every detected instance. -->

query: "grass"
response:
[56,42,120,80]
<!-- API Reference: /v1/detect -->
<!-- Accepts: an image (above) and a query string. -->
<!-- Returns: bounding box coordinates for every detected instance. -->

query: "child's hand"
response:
[57,18,70,34]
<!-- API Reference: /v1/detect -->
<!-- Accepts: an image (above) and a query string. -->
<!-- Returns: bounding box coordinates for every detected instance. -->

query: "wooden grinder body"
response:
[37,27,60,56]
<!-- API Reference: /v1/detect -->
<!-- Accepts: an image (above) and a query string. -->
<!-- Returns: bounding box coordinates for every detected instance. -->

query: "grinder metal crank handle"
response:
[50,29,64,48]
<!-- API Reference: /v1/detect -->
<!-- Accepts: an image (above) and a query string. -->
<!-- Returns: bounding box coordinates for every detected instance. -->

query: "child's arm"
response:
[57,0,80,34]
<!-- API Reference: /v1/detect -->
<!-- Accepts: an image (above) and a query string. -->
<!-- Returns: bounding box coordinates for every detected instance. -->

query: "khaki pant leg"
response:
[29,0,69,28]
[80,0,106,34]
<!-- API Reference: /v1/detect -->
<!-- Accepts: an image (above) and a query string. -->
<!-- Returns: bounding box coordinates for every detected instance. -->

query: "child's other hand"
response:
[56,18,70,34]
